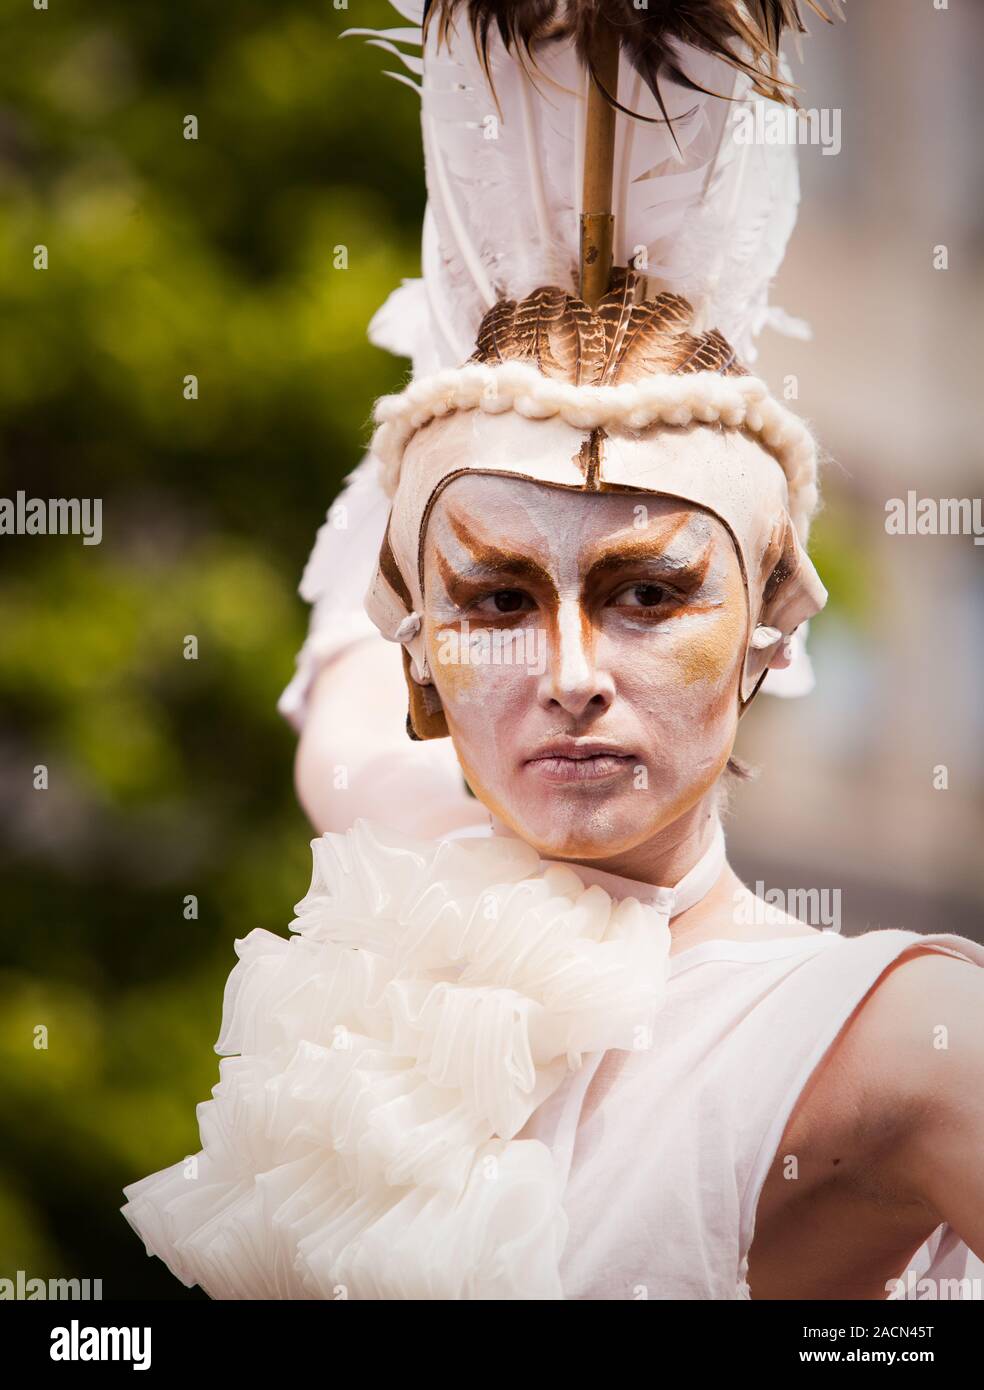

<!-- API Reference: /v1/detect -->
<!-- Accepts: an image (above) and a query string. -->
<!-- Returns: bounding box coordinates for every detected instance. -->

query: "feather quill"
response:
[342,0,844,370]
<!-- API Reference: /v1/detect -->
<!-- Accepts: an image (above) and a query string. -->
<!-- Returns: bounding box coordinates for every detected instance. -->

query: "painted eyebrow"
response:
[437,504,713,596]
[434,545,556,594]
[583,535,714,588]
[440,509,556,590]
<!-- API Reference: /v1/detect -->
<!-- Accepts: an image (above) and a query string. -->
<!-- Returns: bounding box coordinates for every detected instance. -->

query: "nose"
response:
[536,599,615,718]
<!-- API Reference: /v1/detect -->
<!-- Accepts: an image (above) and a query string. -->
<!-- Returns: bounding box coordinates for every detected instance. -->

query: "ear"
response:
[765,637,794,673]
[402,646,450,740]
[741,516,827,704]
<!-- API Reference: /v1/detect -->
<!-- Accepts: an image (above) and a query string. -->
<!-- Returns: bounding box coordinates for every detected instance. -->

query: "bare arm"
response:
[748,943,984,1298]
[294,636,486,838]
[871,951,984,1263]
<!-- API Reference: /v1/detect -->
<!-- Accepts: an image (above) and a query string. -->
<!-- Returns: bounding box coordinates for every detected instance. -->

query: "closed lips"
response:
[525,743,637,782]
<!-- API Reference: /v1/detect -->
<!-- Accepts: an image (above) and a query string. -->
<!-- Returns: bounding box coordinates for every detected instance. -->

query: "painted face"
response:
[421,474,749,862]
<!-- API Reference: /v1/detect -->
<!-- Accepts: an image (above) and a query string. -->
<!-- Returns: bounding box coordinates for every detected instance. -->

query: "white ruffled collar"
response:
[121,816,726,1299]
[451,813,726,918]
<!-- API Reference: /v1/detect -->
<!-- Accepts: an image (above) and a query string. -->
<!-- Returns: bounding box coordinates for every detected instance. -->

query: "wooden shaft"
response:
[579,15,620,307]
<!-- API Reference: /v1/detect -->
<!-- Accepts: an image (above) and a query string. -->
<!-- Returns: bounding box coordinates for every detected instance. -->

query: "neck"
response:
[491,790,733,898]
[487,792,743,947]
[574,794,722,888]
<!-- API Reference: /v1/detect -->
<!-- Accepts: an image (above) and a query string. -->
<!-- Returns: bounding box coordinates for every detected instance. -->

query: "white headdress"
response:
[345,0,838,729]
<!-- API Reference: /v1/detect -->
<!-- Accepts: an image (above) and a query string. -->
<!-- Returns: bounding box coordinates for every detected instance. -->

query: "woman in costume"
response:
[122,1,984,1299]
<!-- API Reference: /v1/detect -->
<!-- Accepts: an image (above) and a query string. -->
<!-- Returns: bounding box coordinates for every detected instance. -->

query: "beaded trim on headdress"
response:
[370,271,821,548]
[370,360,819,543]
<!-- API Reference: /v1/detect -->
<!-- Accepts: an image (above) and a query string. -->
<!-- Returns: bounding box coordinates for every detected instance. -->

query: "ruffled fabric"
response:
[121,820,672,1299]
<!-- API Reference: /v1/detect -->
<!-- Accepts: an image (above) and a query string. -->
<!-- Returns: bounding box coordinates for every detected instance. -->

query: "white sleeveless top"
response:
[519,926,984,1300]
[121,819,984,1301]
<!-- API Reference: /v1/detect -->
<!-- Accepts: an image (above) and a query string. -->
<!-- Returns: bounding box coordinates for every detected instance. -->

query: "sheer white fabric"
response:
[529,928,984,1300]
[278,453,391,731]
[121,817,984,1300]
[120,821,681,1299]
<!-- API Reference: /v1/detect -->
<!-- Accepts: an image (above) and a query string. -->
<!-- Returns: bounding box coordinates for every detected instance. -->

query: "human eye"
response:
[470,588,536,617]
[607,580,680,612]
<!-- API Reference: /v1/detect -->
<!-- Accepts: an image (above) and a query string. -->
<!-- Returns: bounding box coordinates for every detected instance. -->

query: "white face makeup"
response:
[421,474,749,863]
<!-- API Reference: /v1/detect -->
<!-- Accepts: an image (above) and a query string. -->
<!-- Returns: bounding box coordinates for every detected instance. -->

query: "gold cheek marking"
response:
[425,618,481,701]
[423,544,479,700]
[672,557,746,688]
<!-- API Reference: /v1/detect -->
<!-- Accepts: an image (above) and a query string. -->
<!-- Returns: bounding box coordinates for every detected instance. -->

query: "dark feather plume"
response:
[422,0,836,115]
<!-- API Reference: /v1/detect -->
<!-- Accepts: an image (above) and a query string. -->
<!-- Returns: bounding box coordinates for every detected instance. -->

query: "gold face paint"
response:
[421,474,748,876]
[673,559,746,688]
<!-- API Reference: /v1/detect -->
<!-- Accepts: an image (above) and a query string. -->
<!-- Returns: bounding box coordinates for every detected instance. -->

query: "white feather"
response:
[287,5,819,712]
[341,4,809,371]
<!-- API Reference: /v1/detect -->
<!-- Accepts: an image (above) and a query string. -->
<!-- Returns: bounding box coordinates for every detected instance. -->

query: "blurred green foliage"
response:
[0,0,423,1297]
[0,2,872,1302]
[806,494,874,629]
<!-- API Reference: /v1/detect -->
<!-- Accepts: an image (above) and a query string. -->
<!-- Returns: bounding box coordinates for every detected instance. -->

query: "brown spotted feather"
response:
[470,277,747,386]
[471,296,517,364]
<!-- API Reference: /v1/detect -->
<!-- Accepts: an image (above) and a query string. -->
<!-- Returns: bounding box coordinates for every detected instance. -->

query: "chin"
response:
[498,793,666,862]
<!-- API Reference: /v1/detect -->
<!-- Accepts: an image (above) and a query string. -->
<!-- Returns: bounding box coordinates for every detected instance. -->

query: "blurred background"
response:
[735,1,984,938]
[0,1,981,1298]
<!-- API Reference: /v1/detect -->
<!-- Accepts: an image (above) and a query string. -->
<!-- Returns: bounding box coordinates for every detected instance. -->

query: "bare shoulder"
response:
[782,942,984,1197]
[835,945,984,1116]
[751,941,984,1294]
